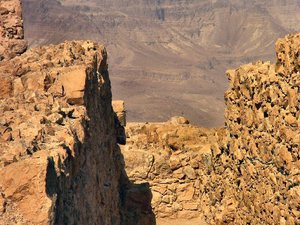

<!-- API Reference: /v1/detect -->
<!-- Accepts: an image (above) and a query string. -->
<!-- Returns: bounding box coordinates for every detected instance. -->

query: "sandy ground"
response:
[157,217,208,225]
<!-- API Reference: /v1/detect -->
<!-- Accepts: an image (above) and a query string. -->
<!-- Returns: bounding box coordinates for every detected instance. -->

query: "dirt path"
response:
[157,217,208,225]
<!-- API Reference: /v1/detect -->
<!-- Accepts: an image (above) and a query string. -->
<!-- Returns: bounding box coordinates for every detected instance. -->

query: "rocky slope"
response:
[22,0,300,127]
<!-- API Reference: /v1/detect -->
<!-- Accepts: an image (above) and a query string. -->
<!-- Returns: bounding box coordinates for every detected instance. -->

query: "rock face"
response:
[0,40,126,224]
[0,8,154,223]
[1,2,299,225]
[0,6,154,222]
[0,0,27,61]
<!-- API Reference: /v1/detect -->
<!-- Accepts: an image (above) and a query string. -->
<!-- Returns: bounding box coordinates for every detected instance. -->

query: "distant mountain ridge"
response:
[22,0,300,127]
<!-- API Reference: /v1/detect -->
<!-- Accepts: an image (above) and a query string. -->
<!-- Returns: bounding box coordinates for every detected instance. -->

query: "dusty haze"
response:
[22,0,300,127]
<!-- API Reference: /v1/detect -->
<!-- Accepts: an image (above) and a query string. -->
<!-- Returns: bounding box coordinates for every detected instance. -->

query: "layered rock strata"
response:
[0,0,27,61]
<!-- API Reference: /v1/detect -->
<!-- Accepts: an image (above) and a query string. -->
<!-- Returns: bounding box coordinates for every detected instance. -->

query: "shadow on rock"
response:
[119,155,156,225]
[44,53,155,225]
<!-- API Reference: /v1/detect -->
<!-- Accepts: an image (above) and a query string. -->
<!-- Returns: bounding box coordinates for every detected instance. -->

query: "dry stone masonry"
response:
[0,0,27,61]
[121,119,227,220]
[218,34,300,224]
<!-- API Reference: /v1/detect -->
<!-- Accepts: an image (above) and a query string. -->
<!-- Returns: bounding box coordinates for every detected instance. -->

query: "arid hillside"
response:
[22,0,300,127]
[1,1,299,224]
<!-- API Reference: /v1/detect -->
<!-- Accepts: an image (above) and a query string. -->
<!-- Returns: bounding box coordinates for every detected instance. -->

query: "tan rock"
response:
[176,210,200,219]
[168,116,189,125]
[183,166,196,180]
[0,39,129,225]
[169,155,181,170]
[0,0,27,62]
[157,205,173,218]
[0,194,5,214]
[182,203,198,211]
[172,168,185,180]
[12,78,24,95]
[190,159,199,169]
[0,151,52,224]
[162,195,171,204]
[200,144,211,154]
[172,202,183,212]
[152,185,167,195]
[151,191,162,207]
[177,183,194,201]
[112,100,126,126]
[48,66,86,105]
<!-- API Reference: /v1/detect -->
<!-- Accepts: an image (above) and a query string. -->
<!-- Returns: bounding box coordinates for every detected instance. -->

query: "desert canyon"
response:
[21,0,300,127]
[0,0,299,225]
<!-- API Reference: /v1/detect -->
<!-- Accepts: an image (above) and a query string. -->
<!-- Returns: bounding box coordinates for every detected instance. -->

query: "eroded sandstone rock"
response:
[0,41,127,225]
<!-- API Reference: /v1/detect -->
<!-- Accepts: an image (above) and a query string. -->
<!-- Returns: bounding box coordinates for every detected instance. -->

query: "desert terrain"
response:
[22,0,300,127]
[0,1,299,224]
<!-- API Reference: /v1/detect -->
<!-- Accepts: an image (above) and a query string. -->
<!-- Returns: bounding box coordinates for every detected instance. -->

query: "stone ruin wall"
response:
[122,34,300,225]
[122,121,226,220]
[0,0,27,61]
[0,1,299,224]
[220,33,300,225]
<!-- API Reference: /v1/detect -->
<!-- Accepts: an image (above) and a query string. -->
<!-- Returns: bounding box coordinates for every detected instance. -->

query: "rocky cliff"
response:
[0,1,153,224]
[1,1,300,225]
[0,39,126,224]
